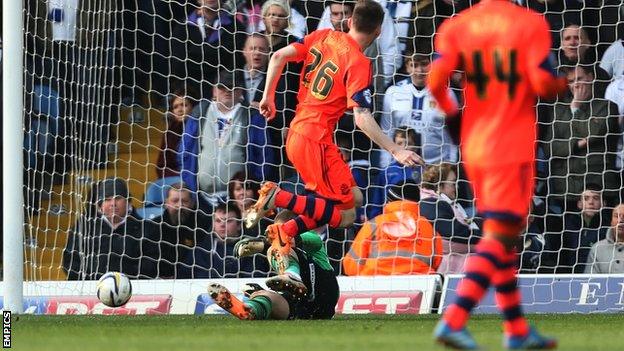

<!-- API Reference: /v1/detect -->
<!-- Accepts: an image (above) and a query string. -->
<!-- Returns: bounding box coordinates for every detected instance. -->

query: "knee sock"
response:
[284,256,301,279]
[274,191,342,237]
[270,252,301,279]
[246,296,272,320]
[282,215,318,238]
[442,238,508,330]
[493,250,530,337]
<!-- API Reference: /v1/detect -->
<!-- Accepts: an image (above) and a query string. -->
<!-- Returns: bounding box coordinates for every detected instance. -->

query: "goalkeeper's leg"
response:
[246,290,290,320]
[233,236,308,298]
[208,283,253,320]
[266,246,308,298]
[208,283,290,320]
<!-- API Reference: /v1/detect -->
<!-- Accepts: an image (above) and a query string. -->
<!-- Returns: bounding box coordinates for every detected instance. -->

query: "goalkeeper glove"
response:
[234,237,270,258]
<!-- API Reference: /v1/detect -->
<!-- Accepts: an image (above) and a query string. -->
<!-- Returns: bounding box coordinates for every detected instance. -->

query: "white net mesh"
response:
[15,0,624,312]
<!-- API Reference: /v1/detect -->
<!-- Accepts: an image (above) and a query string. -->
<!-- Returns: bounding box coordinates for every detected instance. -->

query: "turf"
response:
[10,314,623,351]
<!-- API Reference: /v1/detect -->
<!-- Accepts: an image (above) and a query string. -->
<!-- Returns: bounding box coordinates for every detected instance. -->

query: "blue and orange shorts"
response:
[464,161,534,227]
[285,130,356,207]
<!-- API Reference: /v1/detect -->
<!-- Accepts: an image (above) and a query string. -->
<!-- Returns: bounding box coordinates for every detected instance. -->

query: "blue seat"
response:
[24,85,61,169]
[144,176,183,206]
[33,85,60,119]
[135,206,165,220]
[135,177,182,220]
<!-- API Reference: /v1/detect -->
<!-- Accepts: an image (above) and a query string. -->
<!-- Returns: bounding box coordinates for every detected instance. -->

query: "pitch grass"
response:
[10,314,624,351]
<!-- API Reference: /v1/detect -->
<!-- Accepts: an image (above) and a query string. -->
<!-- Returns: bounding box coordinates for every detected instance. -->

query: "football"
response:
[96,272,133,307]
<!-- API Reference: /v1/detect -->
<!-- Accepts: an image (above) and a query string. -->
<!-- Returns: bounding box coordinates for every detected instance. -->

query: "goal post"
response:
[2,0,25,314]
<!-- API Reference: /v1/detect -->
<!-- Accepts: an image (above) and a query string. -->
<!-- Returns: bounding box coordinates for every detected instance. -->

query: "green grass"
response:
[10,314,624,351]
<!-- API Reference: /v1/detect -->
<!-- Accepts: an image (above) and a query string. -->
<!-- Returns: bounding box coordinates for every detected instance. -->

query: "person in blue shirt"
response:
[367,127,422,219]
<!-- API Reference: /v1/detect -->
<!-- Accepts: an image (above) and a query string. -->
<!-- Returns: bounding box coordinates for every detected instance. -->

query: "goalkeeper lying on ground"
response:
[208,210,340,320]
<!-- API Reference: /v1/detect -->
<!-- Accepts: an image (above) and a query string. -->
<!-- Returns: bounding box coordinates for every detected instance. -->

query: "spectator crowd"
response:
[18,0,624,279]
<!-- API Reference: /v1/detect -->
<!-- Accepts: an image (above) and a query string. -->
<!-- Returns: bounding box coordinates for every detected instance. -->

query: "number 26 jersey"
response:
[290,29,373,144]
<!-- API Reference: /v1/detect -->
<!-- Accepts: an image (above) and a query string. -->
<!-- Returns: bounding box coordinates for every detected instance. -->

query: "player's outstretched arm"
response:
[259,45,299,121]
[427,58,459,117]
[527,17,568,99]
[427,62,462,144]
[427,19,459,117]
[527,59,568,100]
[353,107,424,167]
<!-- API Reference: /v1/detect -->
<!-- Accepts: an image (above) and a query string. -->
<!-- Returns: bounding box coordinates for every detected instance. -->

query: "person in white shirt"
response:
[600,39,624,78]
[605,74,624,169]
[316,0,401,89]
[286,2,307,39]
[384,0,412,54]
[606,74,624,116]
[380,52,458,167]
[256,0,307,39]
[585,203,624,274]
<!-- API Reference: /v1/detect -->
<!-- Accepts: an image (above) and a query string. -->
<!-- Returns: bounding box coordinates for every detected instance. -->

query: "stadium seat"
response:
[24,85,61,169]
[135,177,181,219]
[144,176,182,206]
[135,206,165,220]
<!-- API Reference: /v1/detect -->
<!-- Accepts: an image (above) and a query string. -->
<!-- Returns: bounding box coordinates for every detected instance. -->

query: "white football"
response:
[96,272,133,307]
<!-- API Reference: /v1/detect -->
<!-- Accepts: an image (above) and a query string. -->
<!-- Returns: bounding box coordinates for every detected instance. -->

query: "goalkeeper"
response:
[208,210,339,320]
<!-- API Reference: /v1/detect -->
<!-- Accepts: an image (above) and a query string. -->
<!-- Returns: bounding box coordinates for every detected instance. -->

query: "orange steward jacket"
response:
[343,201,442,275]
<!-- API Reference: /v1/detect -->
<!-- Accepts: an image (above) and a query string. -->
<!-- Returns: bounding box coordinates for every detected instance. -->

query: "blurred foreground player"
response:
[427,0,567,349]
[246,0,423,270]
[208,210,339,320]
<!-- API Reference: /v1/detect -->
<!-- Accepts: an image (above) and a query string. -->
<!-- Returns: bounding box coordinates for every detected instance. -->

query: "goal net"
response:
[9,0,624,314]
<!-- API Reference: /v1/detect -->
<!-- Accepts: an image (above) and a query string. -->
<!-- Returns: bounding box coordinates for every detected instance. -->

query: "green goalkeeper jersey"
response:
[297,231,333,272]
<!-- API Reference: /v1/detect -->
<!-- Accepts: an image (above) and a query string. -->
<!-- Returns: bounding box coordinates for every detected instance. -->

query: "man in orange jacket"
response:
[343,182,442,275]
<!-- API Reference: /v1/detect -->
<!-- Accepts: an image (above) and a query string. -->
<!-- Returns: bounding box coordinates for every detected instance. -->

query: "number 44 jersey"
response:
[428,0,567,167]
[290,28,373,144]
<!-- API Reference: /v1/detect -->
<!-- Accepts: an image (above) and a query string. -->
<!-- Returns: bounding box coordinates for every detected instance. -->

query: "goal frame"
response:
[2,0,25,314]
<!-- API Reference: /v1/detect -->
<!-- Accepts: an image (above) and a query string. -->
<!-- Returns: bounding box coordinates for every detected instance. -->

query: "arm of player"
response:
[527,17,568,99]
[527,56,567,99]
[428,57,459,117]
[427,20,461,143]
[353,106,424,167]
[427,19,460,117]
[259,45,300,121]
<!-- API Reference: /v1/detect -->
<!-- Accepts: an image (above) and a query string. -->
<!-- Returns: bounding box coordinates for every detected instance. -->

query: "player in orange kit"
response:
[427,0,567,349]
[246,0,422,276]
